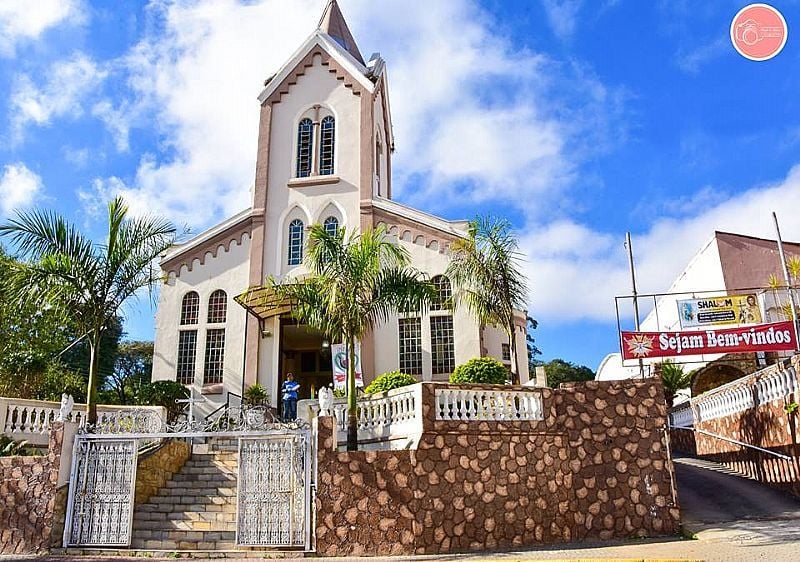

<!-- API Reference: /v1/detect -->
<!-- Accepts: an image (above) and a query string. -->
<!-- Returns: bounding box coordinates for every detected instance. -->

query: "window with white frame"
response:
[431,275,452,311]
[176,330,197,384]
[204,328,225,384]
[207,289,227,324]
[323,216,339,237]
[287,219,304,265]
[430,315,455,375]
[180,291,199,325]
[319,115,335,175]
[502,343,511,362]
[398,317,423,376]
[296,118,313,178]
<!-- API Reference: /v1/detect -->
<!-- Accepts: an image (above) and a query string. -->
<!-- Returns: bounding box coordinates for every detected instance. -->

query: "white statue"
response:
[58,393,74,422]
[318,387,334,416]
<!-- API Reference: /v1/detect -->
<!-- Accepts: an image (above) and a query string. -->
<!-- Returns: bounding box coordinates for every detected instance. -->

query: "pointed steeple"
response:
[318,0,365,66]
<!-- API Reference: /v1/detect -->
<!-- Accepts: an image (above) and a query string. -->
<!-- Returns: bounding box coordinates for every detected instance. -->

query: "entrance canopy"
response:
[234,284,297,320]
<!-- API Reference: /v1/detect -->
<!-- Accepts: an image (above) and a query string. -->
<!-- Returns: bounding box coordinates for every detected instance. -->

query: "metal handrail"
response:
[205,391,242,422]
[670,425,792,460]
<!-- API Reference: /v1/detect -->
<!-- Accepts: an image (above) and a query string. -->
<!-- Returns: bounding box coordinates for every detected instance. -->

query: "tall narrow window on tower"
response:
[296,118,313,178]
[288,219,305,265]
[319,116,335,175]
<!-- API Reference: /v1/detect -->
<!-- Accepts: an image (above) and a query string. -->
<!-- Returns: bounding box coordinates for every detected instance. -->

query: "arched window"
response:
[296,118,313,178]
[323,216,339,237]
[287,219,305,265]
[431,275,451,311]
[180,292,200,325]
[319,116,335,175]
[207,290,227,323]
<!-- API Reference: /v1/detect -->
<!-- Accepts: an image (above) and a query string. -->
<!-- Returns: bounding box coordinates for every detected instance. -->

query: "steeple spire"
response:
[318,0,365,65]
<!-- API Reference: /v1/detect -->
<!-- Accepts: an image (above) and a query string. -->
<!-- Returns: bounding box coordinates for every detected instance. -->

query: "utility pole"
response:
[625,232,645,378]
[772,212,800,351]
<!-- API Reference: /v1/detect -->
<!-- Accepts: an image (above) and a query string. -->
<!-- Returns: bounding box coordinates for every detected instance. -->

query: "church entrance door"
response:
[279,319,333,401]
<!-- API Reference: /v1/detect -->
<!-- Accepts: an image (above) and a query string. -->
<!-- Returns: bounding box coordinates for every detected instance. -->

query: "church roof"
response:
[318,0,365,66]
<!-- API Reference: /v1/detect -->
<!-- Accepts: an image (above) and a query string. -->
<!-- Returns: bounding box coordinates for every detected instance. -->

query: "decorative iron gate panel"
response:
[64,437,138,547]
[237,432,312,548]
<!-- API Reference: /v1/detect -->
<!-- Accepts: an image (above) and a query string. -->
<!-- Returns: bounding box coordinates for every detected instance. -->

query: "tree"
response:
[447,217,528,384]
[103,340,154,405]
[275,225,435,451]
[658,360,693,409]
[526,315,542,369]
[768,255,800,320]
[0,246,76,398]
[543,359,595,388]
[0,198,175,424]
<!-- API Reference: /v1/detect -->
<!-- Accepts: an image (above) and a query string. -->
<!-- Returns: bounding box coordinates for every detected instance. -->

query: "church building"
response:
[151,0,529,413]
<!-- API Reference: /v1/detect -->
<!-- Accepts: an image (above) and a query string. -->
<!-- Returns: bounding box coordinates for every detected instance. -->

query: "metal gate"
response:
[236,431,312,549]
[64,437,138,547]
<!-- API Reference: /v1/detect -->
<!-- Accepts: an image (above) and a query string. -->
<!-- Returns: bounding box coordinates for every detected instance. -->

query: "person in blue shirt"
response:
[281,372,300,421]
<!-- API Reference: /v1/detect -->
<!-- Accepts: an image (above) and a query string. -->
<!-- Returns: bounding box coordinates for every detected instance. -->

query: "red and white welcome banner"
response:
[620,321,797,360]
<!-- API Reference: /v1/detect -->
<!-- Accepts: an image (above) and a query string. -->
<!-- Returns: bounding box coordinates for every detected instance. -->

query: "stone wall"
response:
[134,439,191,504]
[0,423,64,555]
[315,380,680,557]
[670,361,800,497]
[670,355,800,496]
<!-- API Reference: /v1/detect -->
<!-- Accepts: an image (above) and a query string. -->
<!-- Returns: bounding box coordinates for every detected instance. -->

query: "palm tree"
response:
[659,360,693,408]
[446,217,528,384]
[0,197,176,424]
[275,224,435,451]
[768,255,800,321]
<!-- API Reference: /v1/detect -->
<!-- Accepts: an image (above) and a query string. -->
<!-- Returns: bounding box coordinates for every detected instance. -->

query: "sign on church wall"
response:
[620,320,797,360]
[676,294,762,328]
[331,343,364,391]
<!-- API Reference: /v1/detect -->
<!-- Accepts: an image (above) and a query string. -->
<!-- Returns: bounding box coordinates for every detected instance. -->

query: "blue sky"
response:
[1,0,800,371]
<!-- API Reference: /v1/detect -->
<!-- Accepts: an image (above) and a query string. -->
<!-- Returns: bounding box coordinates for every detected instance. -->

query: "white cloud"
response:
[541,0,583,40]
[524,165,800,324]
[676,38,728,73]
[92,100,131,152]
[11,53,107,137]
[0,0,85,56]
[0,163,43,217]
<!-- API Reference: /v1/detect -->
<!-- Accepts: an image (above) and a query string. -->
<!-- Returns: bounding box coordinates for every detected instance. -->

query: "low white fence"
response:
[0,397,166,446]
[435,387,544,421]
[301,384,423,446]
[668,361,799,427]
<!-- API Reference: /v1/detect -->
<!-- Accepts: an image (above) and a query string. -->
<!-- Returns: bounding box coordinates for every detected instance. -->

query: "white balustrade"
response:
[688,364,799,423]
[0,397,166,446]
[435,388,544,421]
[301,384,423,445]
[668,403,694,428]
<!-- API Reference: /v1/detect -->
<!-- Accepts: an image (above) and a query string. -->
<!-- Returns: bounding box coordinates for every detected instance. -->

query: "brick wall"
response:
[315,380,680,557]
[0,423,64,555]
[134,439,191,504]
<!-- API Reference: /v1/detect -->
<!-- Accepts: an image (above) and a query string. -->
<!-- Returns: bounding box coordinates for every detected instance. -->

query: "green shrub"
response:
[0,435,39,457]
[134,380,190,422]
[449,357,509,385]
[364,371,418,394]
[244,383,269,406]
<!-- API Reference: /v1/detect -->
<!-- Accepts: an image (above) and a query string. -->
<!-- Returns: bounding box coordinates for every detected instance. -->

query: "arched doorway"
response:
[691,363,747,396]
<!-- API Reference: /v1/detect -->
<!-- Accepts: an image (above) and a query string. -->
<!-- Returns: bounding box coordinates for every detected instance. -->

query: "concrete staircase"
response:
[131,439,239,551]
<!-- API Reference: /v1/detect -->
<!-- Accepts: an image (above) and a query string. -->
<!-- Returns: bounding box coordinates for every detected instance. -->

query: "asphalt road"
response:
[674,455,800,525]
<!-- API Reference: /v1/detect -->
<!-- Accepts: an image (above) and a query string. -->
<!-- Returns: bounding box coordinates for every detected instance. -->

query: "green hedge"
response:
[449,357,509,385]
[364,371,418,394]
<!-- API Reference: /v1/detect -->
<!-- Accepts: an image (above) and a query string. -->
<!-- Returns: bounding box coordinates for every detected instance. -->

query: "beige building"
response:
[151,1,529,413]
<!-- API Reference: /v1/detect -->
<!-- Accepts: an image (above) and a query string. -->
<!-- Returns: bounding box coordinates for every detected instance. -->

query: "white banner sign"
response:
[331,343,364,391]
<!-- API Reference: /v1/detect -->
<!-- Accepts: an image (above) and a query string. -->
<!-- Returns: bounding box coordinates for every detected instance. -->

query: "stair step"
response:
[133,520,236,532]
[135,510,236,522]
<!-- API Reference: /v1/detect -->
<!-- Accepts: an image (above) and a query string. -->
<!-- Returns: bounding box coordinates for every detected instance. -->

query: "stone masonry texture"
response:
[0,423,64,555]
[315,380,680,557]
[670,358,800,497]
[134,439,191,504]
